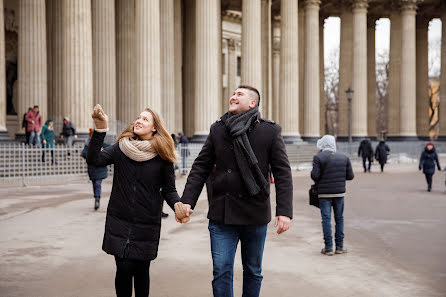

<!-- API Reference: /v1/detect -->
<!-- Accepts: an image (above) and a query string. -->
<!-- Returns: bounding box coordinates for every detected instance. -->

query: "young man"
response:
[178,85,293,297]
[26,105,42,147]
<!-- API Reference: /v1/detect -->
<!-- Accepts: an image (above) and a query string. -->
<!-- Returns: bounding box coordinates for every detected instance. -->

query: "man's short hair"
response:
[237,85,260,106]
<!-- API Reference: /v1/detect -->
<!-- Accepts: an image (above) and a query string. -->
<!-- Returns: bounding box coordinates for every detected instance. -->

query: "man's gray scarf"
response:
[224,107,269,197]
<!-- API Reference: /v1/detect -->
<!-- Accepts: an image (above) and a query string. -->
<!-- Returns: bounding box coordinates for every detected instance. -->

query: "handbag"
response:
[309,152,335,208]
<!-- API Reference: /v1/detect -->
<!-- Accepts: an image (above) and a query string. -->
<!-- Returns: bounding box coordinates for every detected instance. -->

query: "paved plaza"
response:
[0,160,445,297]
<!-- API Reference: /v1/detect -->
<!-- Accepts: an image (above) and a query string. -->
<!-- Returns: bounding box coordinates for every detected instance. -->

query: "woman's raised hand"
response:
[92,104,109,130]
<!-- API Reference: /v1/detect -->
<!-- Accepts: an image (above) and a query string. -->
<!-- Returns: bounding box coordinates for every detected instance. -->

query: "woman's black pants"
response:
[114,256,151,297]
[425,173,433,190]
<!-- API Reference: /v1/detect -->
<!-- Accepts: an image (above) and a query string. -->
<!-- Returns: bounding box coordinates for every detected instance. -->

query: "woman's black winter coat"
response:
[375,142,390,164]
[87,131,180,261]
[419,147,441,175]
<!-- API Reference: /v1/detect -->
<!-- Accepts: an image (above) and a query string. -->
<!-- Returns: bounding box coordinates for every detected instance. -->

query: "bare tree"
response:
[375,50,389,135]
[324,48,339,135]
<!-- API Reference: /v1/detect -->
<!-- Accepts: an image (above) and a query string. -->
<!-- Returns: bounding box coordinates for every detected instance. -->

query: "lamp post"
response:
[345,87,354,155]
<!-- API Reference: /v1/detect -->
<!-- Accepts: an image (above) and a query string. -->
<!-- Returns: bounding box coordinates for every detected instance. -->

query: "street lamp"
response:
[345,87,354,154]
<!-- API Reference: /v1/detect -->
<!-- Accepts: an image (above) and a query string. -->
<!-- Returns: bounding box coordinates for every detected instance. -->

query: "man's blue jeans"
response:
[92,179,102,198]
[29,131,41,147]
[319,197,344,251]
[208,221,267,297]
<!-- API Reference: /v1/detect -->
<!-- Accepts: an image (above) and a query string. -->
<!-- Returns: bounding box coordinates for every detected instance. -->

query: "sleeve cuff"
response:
[95,128,109,133]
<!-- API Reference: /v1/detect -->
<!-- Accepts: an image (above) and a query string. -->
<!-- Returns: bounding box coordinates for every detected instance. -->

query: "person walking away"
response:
[178,85,293,297]
[87,104,185,297]
[41,119,56,164]
[374,141,390,172]
[82,128,110,210]
[61,117,77,156]
[358,137,373,172]
[419,142,441,192]
[26,105,42,147]
[22,107,32,144]
[178,131,190,175]
[311,135,354,256]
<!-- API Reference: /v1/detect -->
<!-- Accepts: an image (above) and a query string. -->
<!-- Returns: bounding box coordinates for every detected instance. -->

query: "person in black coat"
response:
[81,128,110,210]
[179,85,293,297]
[419,142,441,192]
[311,135,354,256]
[87,104,182,297]
[374,141,390,172]
[358,138,373,172]
[178,132,190,175]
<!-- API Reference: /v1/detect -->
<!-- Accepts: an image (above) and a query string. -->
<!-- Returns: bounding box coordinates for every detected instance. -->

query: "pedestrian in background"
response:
[358,137,373,172]
[178,131,190,175]
[41,119,56,164]
[81,128,110,210]
[22,107,32,145]
[419,142,441,192]
[311,135,354,256]
[61,117,77,156]
[26,105,42,147]
[374,141,390,172]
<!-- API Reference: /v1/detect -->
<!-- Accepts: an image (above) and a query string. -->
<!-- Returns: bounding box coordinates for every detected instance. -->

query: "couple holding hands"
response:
[87,85,293,297]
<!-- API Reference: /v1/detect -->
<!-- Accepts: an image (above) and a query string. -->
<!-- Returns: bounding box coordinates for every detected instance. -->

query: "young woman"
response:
[419,142,441,192]
[41,119,56,164]
[87,104,188,296]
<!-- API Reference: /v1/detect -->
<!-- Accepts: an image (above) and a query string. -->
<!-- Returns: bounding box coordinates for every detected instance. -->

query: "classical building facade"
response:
[0,0,445,142]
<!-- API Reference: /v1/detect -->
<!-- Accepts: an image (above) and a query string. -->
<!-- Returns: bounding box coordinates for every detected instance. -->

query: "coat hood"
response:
[317,135,336,152]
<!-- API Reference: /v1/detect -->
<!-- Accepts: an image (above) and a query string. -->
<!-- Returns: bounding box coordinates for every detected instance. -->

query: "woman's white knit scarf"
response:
[119,137,157,162]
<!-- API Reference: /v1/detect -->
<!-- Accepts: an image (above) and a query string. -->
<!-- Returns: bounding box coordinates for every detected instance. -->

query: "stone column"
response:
[46,0,64,128]
[193,0,221,139]
[320,16,325,136]
[272,17,280,123]
[388,11,402,137]
[183,0,196,137]
[0,0,6,137]
[279,0,300,140]
[135,0,161,114]
[351,0,368,138]
[303,0,320,139]
[367,17,377,138]
[62,0,93,133]
[116,0,135,125]
[416,16,429,138]
[298,8,305,135]
[18,0,48,126]
[160,0,176,133]
[228,39,238,100]
[92,0,116,134]
[440,13,446,138]
[399,1,417,138]
[174,0,183,133]
[242,0,263,114]
[338,6,353,138]
[261,0,272,119]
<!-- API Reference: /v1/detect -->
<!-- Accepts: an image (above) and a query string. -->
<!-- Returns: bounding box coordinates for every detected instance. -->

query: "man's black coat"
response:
[181,113,293,225]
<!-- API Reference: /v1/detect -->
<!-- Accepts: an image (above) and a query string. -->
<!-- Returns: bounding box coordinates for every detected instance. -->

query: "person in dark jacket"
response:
[178,131,190,175]
[375,141,390,172]
[419,142,441,192]
[358,138,373,172]
[311,135,354,256]
[178,85,293,297]
[61,117,77,156]
[87,104,182,297]
[82,128,110,210]
[41,119,56,164]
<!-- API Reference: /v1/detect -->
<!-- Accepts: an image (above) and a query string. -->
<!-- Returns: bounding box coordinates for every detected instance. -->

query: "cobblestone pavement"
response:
[0,160,445,297]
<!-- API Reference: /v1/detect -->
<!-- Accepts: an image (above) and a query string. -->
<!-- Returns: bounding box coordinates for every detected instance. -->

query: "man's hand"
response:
[91,104,109,130]
[174,202,193,224]
[275,216,291,234]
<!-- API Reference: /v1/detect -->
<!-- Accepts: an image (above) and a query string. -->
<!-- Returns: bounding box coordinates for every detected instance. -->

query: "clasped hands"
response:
[174,202,193,224]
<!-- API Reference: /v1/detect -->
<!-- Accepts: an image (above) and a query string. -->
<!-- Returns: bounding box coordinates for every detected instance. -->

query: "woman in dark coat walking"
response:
[87,104,183,297]
[374,141,390,172]
[81,128,110,210]
[419,142,441,192]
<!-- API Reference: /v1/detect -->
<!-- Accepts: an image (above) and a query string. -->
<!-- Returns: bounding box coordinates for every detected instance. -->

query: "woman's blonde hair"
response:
[116,108,178,163]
